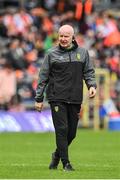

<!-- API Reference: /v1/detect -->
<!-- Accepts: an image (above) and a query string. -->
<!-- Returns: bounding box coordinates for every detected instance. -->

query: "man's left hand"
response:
[89,87,96,98]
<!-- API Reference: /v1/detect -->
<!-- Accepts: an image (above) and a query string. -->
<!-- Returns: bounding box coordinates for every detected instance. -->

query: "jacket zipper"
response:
[67,51,72,103]
[68,52,71,62]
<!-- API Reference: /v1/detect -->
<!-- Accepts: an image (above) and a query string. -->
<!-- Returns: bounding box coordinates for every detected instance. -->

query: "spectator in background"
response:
[3,9,16,37]
[5,38,28,70]
[0,62,16,110]
[13,8,33,35]
[0,12,8,38]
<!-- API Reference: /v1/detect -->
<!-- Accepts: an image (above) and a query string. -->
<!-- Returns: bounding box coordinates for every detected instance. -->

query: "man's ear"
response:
[72,36,75,41]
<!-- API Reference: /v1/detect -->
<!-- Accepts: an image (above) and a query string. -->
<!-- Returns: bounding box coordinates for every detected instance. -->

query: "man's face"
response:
[58,31,73,48]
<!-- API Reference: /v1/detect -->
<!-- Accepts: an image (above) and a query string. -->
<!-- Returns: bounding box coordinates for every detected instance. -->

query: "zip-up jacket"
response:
[35,40,97,104]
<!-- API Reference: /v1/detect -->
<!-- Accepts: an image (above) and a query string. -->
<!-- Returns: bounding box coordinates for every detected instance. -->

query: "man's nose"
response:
[62,37,65,40]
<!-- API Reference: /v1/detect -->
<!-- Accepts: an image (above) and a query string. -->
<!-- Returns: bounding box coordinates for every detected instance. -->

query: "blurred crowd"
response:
[0,0,120,111]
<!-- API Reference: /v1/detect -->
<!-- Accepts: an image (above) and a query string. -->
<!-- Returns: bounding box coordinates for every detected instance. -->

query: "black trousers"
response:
[50,102,81,166]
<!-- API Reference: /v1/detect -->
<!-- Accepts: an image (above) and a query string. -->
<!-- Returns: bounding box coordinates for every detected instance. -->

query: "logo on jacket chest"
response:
[76,53,81,61]
[54,106,59,112]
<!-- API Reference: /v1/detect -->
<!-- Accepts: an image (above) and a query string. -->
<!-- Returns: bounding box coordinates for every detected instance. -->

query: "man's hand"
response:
[89,87,96,98]
[35,102,43,112]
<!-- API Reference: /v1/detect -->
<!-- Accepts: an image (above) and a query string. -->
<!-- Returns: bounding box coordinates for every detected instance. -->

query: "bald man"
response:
[35,24,96,171]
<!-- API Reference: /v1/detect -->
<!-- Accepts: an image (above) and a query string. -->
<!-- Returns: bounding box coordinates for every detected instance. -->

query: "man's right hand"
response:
[35,102,43,112]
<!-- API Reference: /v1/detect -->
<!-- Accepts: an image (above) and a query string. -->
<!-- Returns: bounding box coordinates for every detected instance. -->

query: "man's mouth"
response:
[61,41,67,45]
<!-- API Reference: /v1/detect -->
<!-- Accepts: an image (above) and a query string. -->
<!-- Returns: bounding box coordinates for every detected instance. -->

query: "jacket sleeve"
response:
[83,50,97,89]
[35,53,50,102]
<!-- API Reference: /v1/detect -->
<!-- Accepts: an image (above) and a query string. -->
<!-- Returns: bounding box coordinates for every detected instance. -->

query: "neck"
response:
[66,43,73,49]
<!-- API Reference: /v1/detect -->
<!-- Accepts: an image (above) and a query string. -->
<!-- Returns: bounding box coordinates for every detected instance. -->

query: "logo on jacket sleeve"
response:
[76,53,81,61]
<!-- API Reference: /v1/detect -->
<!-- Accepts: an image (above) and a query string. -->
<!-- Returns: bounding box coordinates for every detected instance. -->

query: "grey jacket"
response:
[35,40,96,104]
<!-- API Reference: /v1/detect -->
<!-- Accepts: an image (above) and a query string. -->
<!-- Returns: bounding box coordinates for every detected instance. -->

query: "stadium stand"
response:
[0,0,120,129]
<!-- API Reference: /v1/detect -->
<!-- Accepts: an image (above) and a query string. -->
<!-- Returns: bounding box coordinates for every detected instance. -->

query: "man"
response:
[35,24,96,171]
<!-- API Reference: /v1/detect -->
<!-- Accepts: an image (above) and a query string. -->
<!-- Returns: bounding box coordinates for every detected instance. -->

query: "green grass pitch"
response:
[0,129,120,179]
